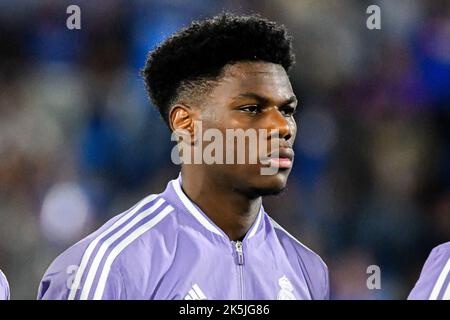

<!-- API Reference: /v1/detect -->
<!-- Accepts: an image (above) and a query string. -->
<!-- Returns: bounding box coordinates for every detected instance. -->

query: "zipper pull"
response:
[235,241,244,265]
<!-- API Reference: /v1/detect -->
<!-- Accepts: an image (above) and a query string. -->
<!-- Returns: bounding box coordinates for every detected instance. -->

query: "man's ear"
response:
[169,104,197,137]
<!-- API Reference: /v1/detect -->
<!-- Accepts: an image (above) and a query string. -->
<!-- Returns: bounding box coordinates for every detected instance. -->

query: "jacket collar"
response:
[164,174,264,242]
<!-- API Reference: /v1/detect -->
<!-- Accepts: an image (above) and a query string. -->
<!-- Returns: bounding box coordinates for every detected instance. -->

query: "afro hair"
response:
[142,13,295,125]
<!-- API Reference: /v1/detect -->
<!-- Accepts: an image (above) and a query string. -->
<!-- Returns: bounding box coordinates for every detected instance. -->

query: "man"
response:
[408,242,450,300]
[38,13,329,300]
[0,269,10,300]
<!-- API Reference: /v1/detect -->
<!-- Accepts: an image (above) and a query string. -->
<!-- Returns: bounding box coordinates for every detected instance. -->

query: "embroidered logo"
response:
[277,275,296,300]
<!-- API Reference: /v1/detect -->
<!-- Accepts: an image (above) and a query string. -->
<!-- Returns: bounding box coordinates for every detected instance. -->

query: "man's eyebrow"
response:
[233,93,269,104]
[233,93,297,105]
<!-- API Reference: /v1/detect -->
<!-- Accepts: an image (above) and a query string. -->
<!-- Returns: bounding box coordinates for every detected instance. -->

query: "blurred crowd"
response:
[0,0,448,299]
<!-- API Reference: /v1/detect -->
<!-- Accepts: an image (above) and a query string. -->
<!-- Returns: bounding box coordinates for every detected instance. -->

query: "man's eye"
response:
[280,106,296,117]
[240,105,260,113]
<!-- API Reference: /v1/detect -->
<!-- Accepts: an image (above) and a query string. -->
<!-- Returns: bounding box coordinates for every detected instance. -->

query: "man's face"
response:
[197,61,298,197]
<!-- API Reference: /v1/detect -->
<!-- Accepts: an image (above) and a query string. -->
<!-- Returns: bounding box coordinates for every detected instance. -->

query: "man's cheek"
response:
[289,122,297,141]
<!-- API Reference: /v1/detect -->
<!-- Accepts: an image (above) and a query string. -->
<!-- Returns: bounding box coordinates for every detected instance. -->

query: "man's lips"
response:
[268,158,292,168]
[260,148,294,168]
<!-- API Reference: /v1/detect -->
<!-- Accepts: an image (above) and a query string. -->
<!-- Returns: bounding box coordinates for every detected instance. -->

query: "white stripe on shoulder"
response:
[68,194,158,300]
[429,257,450,300]
[172,178,224,237]
[269,217,327,269]
[93,204,174,299]
[79,198,166,300]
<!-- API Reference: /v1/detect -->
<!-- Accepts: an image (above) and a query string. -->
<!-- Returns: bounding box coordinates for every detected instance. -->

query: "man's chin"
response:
[251,185,287,197]
[245,175,289,197]
[228,166,291,198]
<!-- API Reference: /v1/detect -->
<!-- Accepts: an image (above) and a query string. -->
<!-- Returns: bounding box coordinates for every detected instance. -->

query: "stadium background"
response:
[0,0,449,299]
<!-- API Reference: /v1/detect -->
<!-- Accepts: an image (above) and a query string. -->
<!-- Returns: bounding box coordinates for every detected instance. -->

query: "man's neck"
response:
[180,168,261,241]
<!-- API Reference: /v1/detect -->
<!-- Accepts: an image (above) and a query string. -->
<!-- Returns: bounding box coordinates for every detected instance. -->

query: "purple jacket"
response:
[0,269,9,300]
[408,242,450,300]
[38,176,329,300]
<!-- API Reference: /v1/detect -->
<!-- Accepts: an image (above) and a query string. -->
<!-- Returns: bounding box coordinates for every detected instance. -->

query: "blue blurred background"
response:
[0,0,449,299]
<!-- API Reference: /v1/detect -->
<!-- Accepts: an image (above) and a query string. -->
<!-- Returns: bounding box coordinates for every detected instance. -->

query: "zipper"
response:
[234,240,244,300]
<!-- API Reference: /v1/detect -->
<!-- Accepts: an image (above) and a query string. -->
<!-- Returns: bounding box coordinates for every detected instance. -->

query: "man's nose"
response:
[266,108,292,141]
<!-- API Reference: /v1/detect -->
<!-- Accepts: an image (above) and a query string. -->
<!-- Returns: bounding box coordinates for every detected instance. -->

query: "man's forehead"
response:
[201,62,294,104]
[214,61,294,99]
[223,61,288,79]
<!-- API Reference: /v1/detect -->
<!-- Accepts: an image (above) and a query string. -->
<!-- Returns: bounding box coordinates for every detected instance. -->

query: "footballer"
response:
[408,242,450,300]
[38,13,329,300]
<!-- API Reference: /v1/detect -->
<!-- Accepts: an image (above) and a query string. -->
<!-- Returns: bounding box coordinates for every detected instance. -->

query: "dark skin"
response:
[169,61,298,241]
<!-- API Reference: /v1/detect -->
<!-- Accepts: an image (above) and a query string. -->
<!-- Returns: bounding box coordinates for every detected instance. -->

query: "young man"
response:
[0,269,10,300]
[408,242,450,300]
[38,13,329,300]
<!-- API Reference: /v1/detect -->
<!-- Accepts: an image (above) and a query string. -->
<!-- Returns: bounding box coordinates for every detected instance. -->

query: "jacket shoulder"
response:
[431,242,450,258]
[269,216,329,299]
[38,194,178,300]
[408,241,450,300]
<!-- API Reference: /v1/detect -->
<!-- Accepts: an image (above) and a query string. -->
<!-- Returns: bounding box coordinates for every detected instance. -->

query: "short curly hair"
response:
[142,13,295,126]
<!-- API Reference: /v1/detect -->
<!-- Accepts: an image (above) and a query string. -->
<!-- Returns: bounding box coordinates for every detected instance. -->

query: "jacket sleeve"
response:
[0,270,9,300]
[38,266,126,300]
